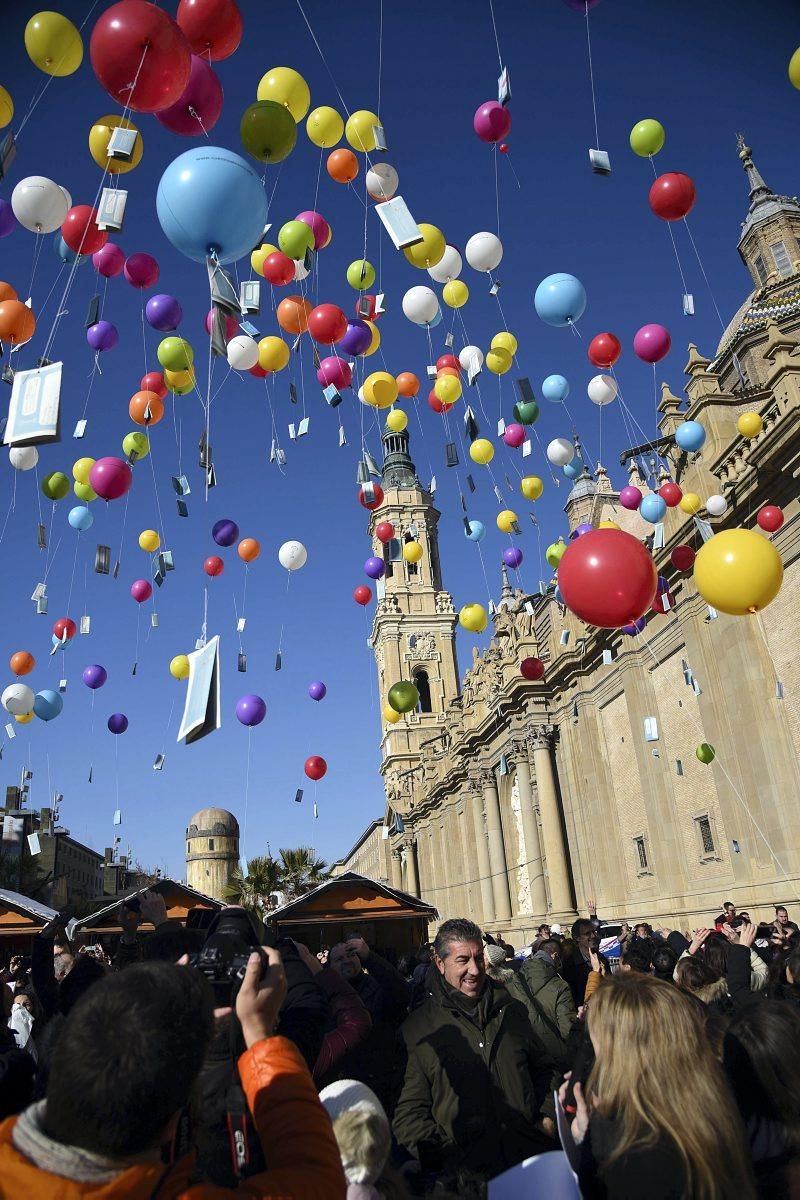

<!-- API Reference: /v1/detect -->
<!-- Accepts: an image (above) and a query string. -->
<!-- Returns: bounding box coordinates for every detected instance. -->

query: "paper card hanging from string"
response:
[172,475,190,497]
[237,652,247,673]
[288,423,296,441]
[522,440,532,457]
[444,332,454,349]
[80,616,90,635]
[5,723,15,739]
[240,281,260,315]
[36,595,48,614]
[323,384,341,407]
[588,149,611,176]
[275,651,282,672]
[236,617,246,633]
[498,66,511,105]
[31,582,46,602]
[5,361,62,446]
[466,474,476,493]
[429,475,437,494]
[365,451,381,477]
[297,417,309,438]
[27,833,41,856]
[313,802,318,820]
[375,196,424,250]
[288,382,298,405]
[85,296,100,328]
[0,131,17,181]
[95,545,110,575]
[338,425,347,447]
[683,294,695,316]
[177,635,221,744]
[445,443,459,468]
[153,753,165,771]
[496,418,506,437]
[113,810,122,825]
[73,419,87,439]
[97,188,127,231]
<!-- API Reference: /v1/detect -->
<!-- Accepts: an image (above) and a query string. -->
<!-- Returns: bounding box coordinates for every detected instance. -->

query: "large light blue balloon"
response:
[640,493,667,524]
[542,374,570,403]
[54,234,87,266]
[534,273,587,327]
[68,505,93,531]
[563,459,584,480]
[156,147,268,265]
[674,420,706,453]
[34,689,63,722]
[427,308,443,329]
[465,519,486,542]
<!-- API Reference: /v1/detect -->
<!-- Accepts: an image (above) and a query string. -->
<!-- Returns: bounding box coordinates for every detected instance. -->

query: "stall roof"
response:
[73,878,221,934]
[0,888,58,936]
[270,872,438,925]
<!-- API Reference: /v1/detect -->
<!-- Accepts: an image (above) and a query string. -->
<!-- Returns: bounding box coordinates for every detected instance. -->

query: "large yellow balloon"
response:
[434,374,462,405]
[258,336,290,372]
[363,320,381,357]
[497,509,519,533]
[443,280,469,308]
[383,704,401,725]
[403,541,423,564]
[139,529,160,553]
[89,115,142,174]
[257,67,310,122]
[363,371,398,409]
[250,243,278,275]
[386,408,408,433]
[403,224,446,269]
[737,411,763,439]
[25,11,83,76]
[679,492,702,515]
[74,481,96,502]
[0,87,13,130]
[165,367,195,395]
[72,456,95,485]
[599,519,621,530]
[491,331,518,357]
[486,346,512,375]
[15,711,34,725]
[790,47,800,90]
[459,603,488,633]
[520,475,544,501]
[306,105,343,147]
[470,438,494,465]
[345,109,381,152]
[169,655,190,681]
[693,528,783,616]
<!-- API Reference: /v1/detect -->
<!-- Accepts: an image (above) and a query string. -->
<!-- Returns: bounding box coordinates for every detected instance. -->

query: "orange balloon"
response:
[0,300,35,344]
[277,295,312,335]
[437,367,460,380]
[10,651,34,677]
[129,389,164,426]
[327,148,359,184]
[396,372,420,398]
[238,537,261,563]
[0,282,18,304]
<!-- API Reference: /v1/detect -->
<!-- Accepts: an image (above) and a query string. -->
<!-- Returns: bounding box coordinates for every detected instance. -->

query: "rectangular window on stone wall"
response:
[770,241,792,278]
[753,254,768,285]
[208,838,215,851]
[643,717,659,742]
[634,835,649,872]
[695,814,716,856]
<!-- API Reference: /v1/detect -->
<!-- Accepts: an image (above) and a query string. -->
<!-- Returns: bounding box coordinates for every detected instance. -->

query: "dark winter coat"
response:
[578,1111,690,1199]
[518,955,577,1065]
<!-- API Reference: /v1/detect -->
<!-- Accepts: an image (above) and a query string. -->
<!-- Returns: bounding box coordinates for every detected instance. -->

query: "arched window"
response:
[404,532,418,576]
[382,537,402,579]
[413,669,432,713]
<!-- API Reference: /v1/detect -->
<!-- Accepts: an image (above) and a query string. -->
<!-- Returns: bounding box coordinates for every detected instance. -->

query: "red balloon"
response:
[499,143,509,153]
[436,354,460,374]
[262,251,295,286]
[648,172,696,221]
[520,657,545,681]
[176,0,243,60]
[355,295,377,321]
[249,363,268,378]
[140,371,168,399]
[61,206,108,256]
[375,521,395,544]
[757,505,784,533]
[353,585,372,606]
[90,0,192,114]
[428,390,446,414]
[53,617,76,642]
[204,555,224,577]
[557,530,657,629]
[587,332,621,369]
[651,590,673,615]
[671,544,695,572]
[658,481,683,507]
[359,484,384,511]
[304,755,327,781]
[307,304,348,345]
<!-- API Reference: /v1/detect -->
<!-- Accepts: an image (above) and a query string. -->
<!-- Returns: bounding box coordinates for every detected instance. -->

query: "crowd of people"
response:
[0,892,798,1198]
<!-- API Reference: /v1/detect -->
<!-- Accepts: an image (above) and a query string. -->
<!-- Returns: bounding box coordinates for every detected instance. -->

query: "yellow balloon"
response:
[386,408,408,433]
[599,519,621,530]
[443,280,469,308]
[89,115,142,174]
[72,456,95,485]
[403,223,446,269]
[434,374,462,405]
[139,529,160,553]
[345,109,381,152]
[486,346,512,375]
[251,243,278,275]
[15,712,33,725]
[470,438,495,465]
[737,411,763,438]
[363,320,381,357]
[0,86,13,130]
[258,336,290,372]
[520,475,544,501]
[403,541,423,564]
[165,367,195,395]
[790,47,800,90]
[256,67,310,122]
[383,704,401,724]
[74,481,96,502]
[459,603,488,634]
[306,105,343,148]
[693,528,783,616]
[491,331,518,357]
[679,492,702,515]
[169,654,190,681]
[25,11,83,76]
[363,371,398,409]
[497,509,519,533]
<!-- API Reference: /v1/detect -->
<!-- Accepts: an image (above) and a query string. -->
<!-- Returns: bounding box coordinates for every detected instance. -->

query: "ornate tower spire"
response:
[737,134,771,207]
[499,560,514,608]
[381,426,418,489]
[735,134,800,290]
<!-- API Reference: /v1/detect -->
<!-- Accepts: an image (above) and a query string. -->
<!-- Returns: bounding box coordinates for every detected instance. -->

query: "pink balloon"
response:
[503,423,526,448]
[155,54,223,136]
[130,578,153,603]
[92,242,125,278]
[316,355,352,390]
[89,457,133,501]
[633,323,671,364]
[619,485,642,511]
[204,308,239,339]
[295,209,330,250]
[124,253,159,289]
[473,100,512,144]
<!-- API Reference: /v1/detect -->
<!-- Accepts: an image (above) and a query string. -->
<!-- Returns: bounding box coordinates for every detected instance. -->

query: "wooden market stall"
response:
[0,888,58,954]
[71,878,221,940]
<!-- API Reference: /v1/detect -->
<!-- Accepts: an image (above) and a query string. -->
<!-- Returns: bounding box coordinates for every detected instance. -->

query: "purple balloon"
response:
[340,319,372,356]
[621,617,647,636]
[473,100,512,144]
[308,680,327,702]
[0,199,16,238]
[364,556,386,580]
[86,320,119,352]
[89,457,132,501]
[93,242,125,278]
[212,518,239,547]
[156,55,223,137]
[107,712,129,734]
[619,485,642,511]
[130,578,153,603]
[81,663,107,690]
[657,574,670,595]
[236,693,266,727]
[570,522,594,540]
[503,546,523,568]
[146,293,183,332]
[633,323,671,364]
[124,252,159,289]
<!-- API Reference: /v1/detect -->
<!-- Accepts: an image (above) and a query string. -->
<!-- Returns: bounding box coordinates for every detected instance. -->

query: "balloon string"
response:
[145,428,168,562]
[15,0,103,136]
[115,489,132,575]
[683,218,726,331]
[141,299,148,372]
[242,727,253,867]
[27,231,44,298]
[377,0,384,114]
[0,478,16,550]
[584,1,601,149]
[294,0,353,120]
[276,571,292,658]
[493,144,501,238]
[65,531,80,615]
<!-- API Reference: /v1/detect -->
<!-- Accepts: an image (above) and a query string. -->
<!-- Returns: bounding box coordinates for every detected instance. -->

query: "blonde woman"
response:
[559,974,756,1198]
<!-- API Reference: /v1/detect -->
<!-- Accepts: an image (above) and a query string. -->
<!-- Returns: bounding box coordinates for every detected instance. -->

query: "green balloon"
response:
[240,100,297,165]
[42,471,70,501]
[513,400,539,425]
[157,336,193,373]
[346,259,376,290]
[73,481,97,502]
[123,432,149,461]
[629,119,665,158]
[545,540,566,569]
[695,742,716,765]
[388,680,419,714]
[278,219,314,260]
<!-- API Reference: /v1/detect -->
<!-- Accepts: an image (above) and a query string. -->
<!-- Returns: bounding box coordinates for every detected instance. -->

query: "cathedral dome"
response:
[186,807,239,837]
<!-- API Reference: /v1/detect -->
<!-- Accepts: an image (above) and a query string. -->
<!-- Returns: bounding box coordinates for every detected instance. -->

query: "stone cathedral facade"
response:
[365,140,800,942]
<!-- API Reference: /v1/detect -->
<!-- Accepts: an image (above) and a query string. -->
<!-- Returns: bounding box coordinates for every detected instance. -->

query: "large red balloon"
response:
[53,617,76,642]
[204,555,224,577]
[353,585,372,606]
[648,172,696,221]
[140,371,167,399]
[359,484,384,511]
[304,755,327,781]
[262,252,295,286]
[307,304,348,345]
[557,530,657,628]
[757,506,784,533]
[90,0,192,114]
[176,0,243,60]
[658,481,682,507]
[436,354,460,374]
[520,657,545,681]
[61,206,108,256]
[587,331,621,369]
[671,544,695,572]
[375,521,395,544]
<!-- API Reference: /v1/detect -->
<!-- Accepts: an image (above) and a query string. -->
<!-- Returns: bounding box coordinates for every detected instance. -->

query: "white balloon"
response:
[2,683,34,716]
[293,257,311,281]
[587,373,618,407]
[9,446,39,471]
[12,176,70,234]
[402,285,439,326]
[226,335,260,371]
[278,540,307,571]
[705,494,728,517]
[366,162,399,201]
[547,437,575,467]
[465,231,503,273]
[458,345,484,373]
[427,244,463,284]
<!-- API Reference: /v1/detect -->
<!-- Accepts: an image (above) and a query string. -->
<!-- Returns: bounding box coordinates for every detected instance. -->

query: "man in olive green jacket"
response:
[519,938,577,1068]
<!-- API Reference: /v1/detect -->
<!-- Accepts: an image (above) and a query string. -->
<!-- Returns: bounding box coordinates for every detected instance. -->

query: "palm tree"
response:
[278,847,329,897]
[224,854,281,915]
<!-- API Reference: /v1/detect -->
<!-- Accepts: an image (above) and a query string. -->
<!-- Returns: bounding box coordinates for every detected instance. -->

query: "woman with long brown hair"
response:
[560,974,756,1198]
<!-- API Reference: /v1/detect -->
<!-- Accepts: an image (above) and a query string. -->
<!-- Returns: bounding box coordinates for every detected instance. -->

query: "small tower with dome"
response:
[185,807,239,900]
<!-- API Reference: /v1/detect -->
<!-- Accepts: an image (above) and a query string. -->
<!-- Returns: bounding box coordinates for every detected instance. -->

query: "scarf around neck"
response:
[12,1100,154,1185]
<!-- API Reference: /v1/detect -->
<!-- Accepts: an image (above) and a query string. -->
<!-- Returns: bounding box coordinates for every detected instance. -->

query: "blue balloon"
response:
[68,505,93,532]
[674,420,706,453]
[542,374,570,403]
[465,519,486,542]
[427,307,443,329]
[563,460,584,480]
[54,234,87,266]
[534,273,587,327]
[156,147,268,265]
[34,689,63,722]
[640,493,667,524]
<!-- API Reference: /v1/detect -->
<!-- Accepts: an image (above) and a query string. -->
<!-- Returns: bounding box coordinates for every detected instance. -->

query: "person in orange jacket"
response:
[0,946,346,1199]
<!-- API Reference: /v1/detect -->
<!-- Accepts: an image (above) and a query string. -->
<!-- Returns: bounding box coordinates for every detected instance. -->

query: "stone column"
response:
[511,740,547,919]
[530,726,575,922]
[390,848,403,891]
[404,837,420,897]
[468,777,495,924]
[435,821,450,917]
[482,767,512,922]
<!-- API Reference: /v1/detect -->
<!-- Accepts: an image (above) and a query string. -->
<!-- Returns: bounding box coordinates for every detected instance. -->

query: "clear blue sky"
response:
[0,0,796,881]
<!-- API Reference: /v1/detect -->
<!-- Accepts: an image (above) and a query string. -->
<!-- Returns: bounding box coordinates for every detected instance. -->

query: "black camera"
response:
[188,906,267,1006]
